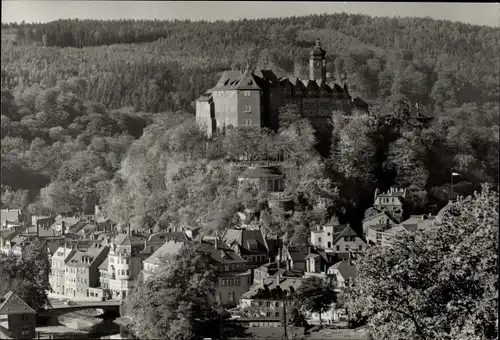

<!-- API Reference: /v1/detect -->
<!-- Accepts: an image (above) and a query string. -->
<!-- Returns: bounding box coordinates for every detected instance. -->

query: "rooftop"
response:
[0,291,36,315]
[329,260,357,280]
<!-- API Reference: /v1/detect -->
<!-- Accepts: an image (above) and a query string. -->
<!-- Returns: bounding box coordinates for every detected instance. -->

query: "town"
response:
[1,3,499,340]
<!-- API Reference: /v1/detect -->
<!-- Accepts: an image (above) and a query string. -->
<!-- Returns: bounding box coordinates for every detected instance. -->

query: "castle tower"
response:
[309,38,326,81]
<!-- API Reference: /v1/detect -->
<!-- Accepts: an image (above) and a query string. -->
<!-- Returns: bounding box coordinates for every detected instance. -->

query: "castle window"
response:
[244,91,251,97]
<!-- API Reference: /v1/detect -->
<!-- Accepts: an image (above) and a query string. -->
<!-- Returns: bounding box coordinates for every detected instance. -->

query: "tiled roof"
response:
[143,240,185,266]
[222,227,269,254]
[10,235,27,246]
[285,246,308,262]
[201,237,246,264]
[98,257,109,270]
[0,229,17,241]
[332,225,364,245]
[196,92,213,103]
[0,291,36,315]
[329,261,357,281]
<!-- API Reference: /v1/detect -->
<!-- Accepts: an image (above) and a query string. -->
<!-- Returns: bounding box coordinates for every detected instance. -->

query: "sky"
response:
[1,1,499,27]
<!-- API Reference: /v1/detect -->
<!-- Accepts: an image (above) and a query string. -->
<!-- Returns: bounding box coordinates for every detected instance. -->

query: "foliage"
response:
[0,239,51,311]
[121,242,222,340]
[346,184,499,340]
[296,276,337,324]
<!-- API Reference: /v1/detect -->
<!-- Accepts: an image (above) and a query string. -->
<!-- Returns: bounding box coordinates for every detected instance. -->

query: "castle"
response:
[196,39,369,137]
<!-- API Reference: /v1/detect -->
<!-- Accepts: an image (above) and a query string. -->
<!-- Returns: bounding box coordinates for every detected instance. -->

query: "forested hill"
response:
[2,14,499,113]
[1,14,499,235]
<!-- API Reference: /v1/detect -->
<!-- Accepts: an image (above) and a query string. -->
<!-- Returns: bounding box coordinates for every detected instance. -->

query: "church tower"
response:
[309,38,326,81]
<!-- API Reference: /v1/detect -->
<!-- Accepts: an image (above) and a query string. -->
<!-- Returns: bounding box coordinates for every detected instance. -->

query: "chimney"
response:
[61,221,66,235]
[215,230,218,250]
[348,251,353,265]
[276,273,281,287]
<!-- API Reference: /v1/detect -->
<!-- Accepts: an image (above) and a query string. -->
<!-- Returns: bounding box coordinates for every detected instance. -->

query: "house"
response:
[281,246,308,272]
[368,214,436,246]
[141,240,185,281]
[0,234,28,255]
[64,241,110,299]
[0,291,36,339]
[50,215,81,235]
[304,247,335,279]
[98,233,149,300]
[201,237,252,307]
[238,275,305,322]
[222,226,271,269]
[327,259,358,290]
[1,209,30,230]
[49,246,77,295]
[371,187,407,223]
[362,211,398,237]
[253,262,303,285]
[0,230,18,254]
[139,236,252,307]
[310,222,366,253]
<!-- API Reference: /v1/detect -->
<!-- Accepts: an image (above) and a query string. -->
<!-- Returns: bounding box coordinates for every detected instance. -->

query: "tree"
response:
[0,239,51,312]
[346,184,498,340]
[296,276,337,325]
[121,242,223,340]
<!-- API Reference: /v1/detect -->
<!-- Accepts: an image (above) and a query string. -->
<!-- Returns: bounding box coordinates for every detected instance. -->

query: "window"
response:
[258,301,263,306]
[244,119,252,126]
[344,236,349,242]
[345,245,350,251]
[275,312,280,317]
[327,242,331,248]
[327,232,331,236]
[318,237,322,243]
[266,312,271,317]
[224,265,230,271]
[229,279,234,286]
[267,301,271,306]
[336,245,340,251]
[109,257,114,264]
[359,245,363,250]
[150,246,154,253]
[244,91,251,97]
[275,302,280,307]
[236,278,241,286]
[243,105,252,113]
[222,279,227,286]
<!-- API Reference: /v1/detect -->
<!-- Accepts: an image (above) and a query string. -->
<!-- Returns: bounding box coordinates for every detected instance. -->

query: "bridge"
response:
[39,300,121,317]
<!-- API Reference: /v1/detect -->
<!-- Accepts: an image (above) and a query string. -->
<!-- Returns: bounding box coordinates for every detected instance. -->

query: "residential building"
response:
[1,209,29,230]
[0,230,18,254]
[222,226,271,269]
[238,275,305,321]
[201,237,252,307]
[195,39,368,137]
[371,187,407,223]
[0,234,28,255]
[98,233,148,300]
[368,214,436,246]
[362,211,397,237]
[64,241,109,299]
[0,291,36,339]
[310,222,366,253]
[253,262,303,285]
[281,246,308,272]
[49,246,76,295]
[327,259,358,290]
[141,240,185,281]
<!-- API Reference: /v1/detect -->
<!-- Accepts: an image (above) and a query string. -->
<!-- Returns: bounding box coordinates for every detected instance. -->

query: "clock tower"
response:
[309,38,326,81]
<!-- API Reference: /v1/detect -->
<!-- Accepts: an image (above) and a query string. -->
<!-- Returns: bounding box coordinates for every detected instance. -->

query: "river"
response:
[36,309,127,339]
